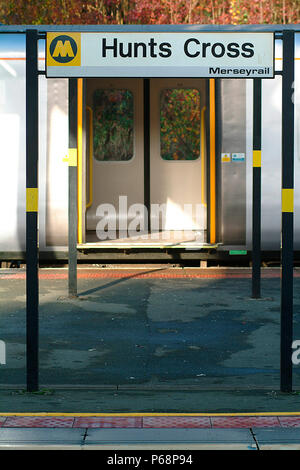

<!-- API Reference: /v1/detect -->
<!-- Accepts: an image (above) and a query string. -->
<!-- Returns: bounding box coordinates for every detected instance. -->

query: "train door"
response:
[149,79,207,242]
[84,77,207,244]
[85,78,144,241]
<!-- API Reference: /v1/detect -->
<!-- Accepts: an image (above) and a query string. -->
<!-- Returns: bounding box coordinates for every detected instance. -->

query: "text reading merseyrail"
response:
[210,67,271,76]
[101,37,255,59]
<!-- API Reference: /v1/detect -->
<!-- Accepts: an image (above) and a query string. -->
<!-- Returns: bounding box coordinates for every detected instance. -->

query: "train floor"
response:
[1,266,300,415]
[83,229,209,248]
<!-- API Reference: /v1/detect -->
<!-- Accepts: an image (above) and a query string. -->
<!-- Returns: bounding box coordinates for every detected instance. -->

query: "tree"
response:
[0,0,298,25]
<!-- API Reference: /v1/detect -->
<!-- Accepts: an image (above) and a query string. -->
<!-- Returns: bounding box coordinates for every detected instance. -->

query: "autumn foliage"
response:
[0,0,299,25]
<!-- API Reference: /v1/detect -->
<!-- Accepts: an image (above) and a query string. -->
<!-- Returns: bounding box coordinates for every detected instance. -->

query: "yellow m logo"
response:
[52,40,75,58]
[47,33,81,67]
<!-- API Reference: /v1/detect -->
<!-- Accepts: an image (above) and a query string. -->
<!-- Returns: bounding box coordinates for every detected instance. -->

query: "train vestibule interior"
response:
[78,77,213,248]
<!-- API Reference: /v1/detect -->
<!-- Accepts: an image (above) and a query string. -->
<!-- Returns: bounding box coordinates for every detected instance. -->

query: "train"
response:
[0,24,299,265]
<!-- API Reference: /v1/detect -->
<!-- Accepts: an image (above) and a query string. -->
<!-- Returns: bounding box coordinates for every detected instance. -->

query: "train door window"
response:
[160,88,201,161]
[92,89,134,161]
[86,78,144,235]
[150,79,206,233]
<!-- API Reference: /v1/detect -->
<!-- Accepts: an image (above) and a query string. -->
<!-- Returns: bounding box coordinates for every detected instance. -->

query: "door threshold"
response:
[77,242,219,250]
[79,230,219,250]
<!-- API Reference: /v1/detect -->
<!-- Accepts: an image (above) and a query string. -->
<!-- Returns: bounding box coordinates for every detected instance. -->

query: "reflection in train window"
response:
[160,89,200,160]
[93,89,134,161]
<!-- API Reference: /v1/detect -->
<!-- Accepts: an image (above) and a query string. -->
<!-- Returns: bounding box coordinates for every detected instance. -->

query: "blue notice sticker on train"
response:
[232,153,245,161]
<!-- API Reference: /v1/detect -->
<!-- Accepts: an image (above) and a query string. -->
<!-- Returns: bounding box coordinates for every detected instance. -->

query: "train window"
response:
[160,88,200,160]
[93,89,134,161]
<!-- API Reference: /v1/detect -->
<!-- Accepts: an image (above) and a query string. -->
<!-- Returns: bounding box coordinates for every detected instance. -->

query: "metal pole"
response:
[280,30,295,392]
[252,79,262,299]
[68,79,78,297]
[26,29,39,392]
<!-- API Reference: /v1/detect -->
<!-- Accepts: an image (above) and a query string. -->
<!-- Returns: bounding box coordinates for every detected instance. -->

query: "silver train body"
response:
[0,25,300,262]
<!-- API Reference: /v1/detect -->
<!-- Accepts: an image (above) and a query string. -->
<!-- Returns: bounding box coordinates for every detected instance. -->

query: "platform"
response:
[1,415,300,449]
[1,267,300,417]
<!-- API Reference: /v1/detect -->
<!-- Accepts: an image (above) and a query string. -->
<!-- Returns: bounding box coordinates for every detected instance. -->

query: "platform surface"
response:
[1,267,300,418]
[0,415,300,449]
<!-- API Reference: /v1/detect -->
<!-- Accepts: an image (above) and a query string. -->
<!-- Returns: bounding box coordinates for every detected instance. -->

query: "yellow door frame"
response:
[77,79,83,244]
[209,78,216,244]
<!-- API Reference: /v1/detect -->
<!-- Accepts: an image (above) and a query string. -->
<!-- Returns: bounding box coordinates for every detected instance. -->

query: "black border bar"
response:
[26,29,39,392]
[280,30,295,393]
[252,79,262,299]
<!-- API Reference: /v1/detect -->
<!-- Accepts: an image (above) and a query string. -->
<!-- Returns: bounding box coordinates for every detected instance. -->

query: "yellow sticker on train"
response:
[221,153,231,162]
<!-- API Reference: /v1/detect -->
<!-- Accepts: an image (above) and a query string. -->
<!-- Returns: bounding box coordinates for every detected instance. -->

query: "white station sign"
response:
[46,32,274,78]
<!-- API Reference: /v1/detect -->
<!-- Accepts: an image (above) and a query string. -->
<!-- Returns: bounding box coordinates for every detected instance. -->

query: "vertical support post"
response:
[280,30,295,392]
[252,79,262,299]
[144,79,151,232]
[68,79,78,297]
[26,29,39,392]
